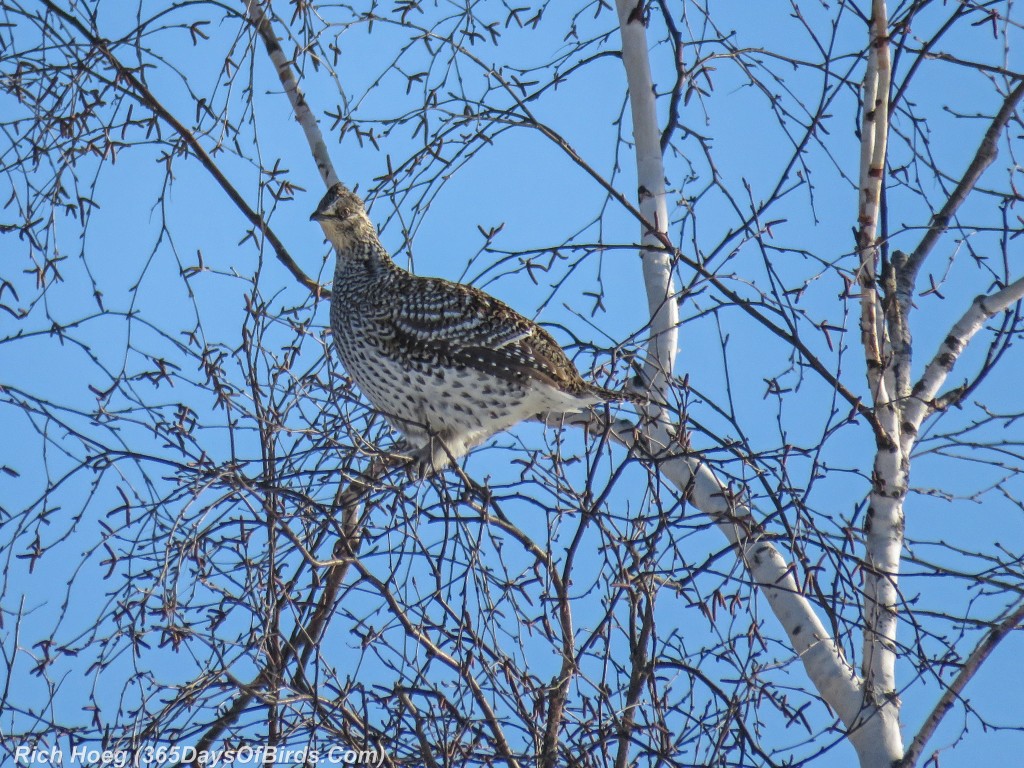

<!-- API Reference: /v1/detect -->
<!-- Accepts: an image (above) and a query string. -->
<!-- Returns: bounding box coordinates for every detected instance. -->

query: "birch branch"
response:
[856,0,893,407]
[245,0,340,188]
[613,0,867,740]
[902,276,1024,436]
[566,412,865,726]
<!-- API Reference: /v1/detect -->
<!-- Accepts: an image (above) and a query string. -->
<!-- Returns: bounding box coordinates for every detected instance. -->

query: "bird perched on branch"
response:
[311,182,640,474]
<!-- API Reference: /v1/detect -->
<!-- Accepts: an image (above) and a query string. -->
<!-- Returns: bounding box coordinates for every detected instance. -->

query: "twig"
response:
[899,600,1024,768]
[39,0,326,298]
[245,1,340,188]
[188,455,403,764]
[900,81,1024,292]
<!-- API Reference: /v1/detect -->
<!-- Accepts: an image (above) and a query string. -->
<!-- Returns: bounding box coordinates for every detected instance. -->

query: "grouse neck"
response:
[333,233,396,274]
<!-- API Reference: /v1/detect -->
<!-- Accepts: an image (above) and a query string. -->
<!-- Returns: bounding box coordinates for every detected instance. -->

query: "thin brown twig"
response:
[899,599,1024,768]
[188,455,403,763]
[900,80,1024,293]
[39,0,326,299]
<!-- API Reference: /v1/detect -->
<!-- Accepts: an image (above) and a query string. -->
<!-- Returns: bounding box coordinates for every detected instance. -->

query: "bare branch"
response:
[900,599,1024,768]
[903,275,1024,437]
[245,1,340,188]
[190,456,403,763]
[38,0,325,298]
[856,0,893,403]
[564,412,865,726]
[615,0,679,416]
[612,1,875,752]
[900,81,1024,293]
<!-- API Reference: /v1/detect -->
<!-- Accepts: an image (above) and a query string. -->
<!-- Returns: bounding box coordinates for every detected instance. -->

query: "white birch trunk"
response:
[615,0,677,422]
[847,1,907,763]
[612,3,897,763]
[251,1,1024,763]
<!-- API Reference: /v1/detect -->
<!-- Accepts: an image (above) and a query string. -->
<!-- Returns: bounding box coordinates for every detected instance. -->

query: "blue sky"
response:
[2,1,1023,765]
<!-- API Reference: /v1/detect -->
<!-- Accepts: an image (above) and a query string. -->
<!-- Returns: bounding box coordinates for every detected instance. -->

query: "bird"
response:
[311,182,640,474]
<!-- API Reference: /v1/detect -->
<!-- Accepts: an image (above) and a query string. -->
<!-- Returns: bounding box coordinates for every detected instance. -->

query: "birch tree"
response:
[2,2,1023,767]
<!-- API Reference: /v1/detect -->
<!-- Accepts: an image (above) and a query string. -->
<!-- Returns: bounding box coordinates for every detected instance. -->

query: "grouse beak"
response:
[310,210,327,222]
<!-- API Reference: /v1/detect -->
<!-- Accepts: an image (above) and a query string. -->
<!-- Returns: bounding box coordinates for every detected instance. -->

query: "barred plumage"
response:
[312,183,637,472]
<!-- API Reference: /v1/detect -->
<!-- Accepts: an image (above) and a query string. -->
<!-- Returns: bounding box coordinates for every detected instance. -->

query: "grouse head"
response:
[310,183,376,251]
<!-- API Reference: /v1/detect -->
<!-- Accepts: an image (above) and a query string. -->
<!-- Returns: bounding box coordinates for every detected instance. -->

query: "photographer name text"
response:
[14,744,385,767]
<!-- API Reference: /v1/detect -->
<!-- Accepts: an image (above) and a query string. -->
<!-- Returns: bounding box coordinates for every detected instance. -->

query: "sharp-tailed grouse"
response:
[311,183,637,473]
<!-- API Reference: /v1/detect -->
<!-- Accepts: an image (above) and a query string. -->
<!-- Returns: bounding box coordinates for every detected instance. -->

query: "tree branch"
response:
[38,0,325,298]
[612,0,869,745]
[899,599,1024,768]
[902,275,1024,438]
[245,0,340,188]
[900,81,1024,293]
[615,0,678,421]
[856,0,893,406]
[189,456,402,764]
[565,412,865,726]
